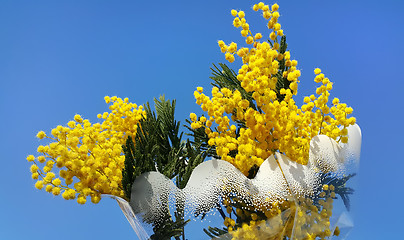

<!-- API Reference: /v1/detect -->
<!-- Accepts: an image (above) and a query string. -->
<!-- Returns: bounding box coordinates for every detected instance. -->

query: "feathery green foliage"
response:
[275,35,292,101]
[121,95,211,240]
[150,214,190,240]
[121,136,136,200]
[210,63,257,113]
[203,226,229,239]
[184,118,218,159]
[318,172,356,211]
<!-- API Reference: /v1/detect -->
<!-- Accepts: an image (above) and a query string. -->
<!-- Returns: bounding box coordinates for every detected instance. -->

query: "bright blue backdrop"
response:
[1,0,403,239]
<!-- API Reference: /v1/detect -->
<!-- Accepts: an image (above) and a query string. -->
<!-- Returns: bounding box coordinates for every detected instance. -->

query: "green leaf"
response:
[122,136,136,200]
[150,214,190,240]
[184,119,218,159]
[210,63,257,111]
[318,172,356,211]
[203,226,228,239]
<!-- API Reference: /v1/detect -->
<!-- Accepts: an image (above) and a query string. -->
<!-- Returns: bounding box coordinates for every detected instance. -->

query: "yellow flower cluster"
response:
[226,185,340,240]
[219,3,283,64]
[191,2,356,175]
[27,96,145,204]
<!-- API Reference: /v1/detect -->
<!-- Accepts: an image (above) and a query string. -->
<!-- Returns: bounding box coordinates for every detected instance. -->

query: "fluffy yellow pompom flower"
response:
[26,155,35,162]
[190,113,197,122]
[30,164,39,173]
[246,36,254,44]
[225,53,235,63]
[35,181,44,190]
[73,114,83,123]
[52,187,61,196]
[36,131,46,139]
[269,31,276,40]
[231,9,238,17]
[271,3,279,11]
[197,87,203,93]
[254,33,263,40]
[238,11,245,18]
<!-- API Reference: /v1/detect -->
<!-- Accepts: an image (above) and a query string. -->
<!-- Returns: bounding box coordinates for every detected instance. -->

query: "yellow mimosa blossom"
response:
[225,185,341,240]
[192,1,355,176]
[28,96,145,204]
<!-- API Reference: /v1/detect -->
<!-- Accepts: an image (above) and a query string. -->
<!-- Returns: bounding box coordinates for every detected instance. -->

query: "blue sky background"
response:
[0,0,403,239]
